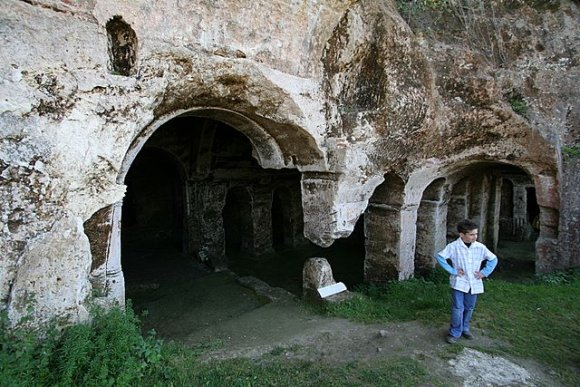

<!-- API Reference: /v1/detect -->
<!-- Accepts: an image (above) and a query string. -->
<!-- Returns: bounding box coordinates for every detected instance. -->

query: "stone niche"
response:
[0,0,578,327]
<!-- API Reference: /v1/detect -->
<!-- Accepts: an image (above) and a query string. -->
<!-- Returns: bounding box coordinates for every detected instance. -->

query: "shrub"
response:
[510,96,528,115]
[0,305,170,386]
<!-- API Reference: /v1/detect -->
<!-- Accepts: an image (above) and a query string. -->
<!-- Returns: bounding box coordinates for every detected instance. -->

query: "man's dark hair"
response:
[457,219,478,234]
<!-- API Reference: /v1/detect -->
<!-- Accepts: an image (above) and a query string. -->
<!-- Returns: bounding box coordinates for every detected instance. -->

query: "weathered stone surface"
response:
[303,257,336,302]
[0,0,578,326]
[7,216,92,328]
[237,276,295,304]
[449,348,533,386]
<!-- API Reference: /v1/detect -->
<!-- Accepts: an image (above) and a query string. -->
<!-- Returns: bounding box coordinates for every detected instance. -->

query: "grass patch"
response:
[477,272,580,385]
[0,305,440,386]
[325,268,580,386]
[2,269,578,385]
[182,356,437,387]
[510,96,528,115]
[562,144,580,158]
[324,269,450,324]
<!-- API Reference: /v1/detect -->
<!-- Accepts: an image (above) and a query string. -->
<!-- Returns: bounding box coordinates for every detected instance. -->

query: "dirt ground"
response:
[124,247,560,386]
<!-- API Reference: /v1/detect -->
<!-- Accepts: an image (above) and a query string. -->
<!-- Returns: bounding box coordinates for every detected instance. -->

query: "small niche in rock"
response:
[106,15,138,76]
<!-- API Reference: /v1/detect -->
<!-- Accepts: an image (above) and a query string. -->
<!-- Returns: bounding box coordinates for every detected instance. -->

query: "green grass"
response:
[1,269,578,386]
[510,96,528,115]
[323,275,450,324]
[0,305,440,387]
[324,268,580,386]
[477,274,580,384]
[173,357,435,387]
[562,144,580,158]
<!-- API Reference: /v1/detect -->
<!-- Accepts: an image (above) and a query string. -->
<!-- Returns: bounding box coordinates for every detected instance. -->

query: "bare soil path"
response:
[125,254,559,387]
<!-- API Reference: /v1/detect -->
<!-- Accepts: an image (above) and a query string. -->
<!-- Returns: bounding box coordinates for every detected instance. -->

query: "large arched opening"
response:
[441,162,540,279]
[117,112,309,301]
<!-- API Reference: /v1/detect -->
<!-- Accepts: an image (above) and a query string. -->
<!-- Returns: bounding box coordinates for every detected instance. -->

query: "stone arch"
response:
[444,163,534,248]
[441,162,554,273]
[401,157,559,279]
[106,16,138,76]
[117,107,323,184]
[93,106,324,305]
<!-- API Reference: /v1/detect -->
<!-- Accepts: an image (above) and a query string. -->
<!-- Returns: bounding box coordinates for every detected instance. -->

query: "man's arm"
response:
[436,254,458,276]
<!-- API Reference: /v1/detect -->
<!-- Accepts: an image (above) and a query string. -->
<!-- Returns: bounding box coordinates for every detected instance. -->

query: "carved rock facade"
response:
[0,0,578,326]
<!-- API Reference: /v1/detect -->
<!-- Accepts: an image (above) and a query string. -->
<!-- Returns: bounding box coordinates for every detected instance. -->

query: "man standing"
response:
[436,219,498,344]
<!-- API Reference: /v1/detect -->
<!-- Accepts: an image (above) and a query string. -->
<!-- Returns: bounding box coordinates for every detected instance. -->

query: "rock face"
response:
[0,0,578,327]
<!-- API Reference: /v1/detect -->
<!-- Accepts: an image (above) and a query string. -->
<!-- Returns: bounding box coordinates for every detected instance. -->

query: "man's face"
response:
[460,229,478,244]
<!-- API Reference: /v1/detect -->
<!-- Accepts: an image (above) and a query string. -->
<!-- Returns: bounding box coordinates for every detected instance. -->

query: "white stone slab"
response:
[317,282,347,298]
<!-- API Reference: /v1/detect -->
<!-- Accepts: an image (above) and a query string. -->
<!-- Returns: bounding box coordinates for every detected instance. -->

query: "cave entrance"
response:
[120,114,311,303]
[444,163,539,280]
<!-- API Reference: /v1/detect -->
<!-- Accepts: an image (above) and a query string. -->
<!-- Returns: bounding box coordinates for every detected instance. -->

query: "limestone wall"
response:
[1,0,578,327]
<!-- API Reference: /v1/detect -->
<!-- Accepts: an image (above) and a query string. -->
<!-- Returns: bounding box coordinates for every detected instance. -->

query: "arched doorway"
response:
[114,112,309,299]
[90,104,326,308]
[444,163,539,278]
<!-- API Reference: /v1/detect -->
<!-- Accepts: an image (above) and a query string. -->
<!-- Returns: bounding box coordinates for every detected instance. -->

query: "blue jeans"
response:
[449,289,478,338]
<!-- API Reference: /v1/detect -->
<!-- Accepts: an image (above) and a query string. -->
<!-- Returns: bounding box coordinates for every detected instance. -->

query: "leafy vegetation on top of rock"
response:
[509,96,528,116]
[562,144,580,158]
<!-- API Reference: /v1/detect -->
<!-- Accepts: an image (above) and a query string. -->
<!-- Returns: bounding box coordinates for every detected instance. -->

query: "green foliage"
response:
[0,305,171,386]
[0,312,56,384]
[562,144,580,158]
[269,346,285,356]
[537,268,578,285]
[2,269,579,385]
[510,96,528,115]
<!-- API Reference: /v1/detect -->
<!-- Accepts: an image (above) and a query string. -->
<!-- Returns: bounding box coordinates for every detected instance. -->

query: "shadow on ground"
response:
[122,243,555,386]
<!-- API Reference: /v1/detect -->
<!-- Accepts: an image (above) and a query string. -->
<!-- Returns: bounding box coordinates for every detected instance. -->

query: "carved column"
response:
[252,186,274,254]
[193,182,227,270]
[534,174,561,273]
[364,174,414,282]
